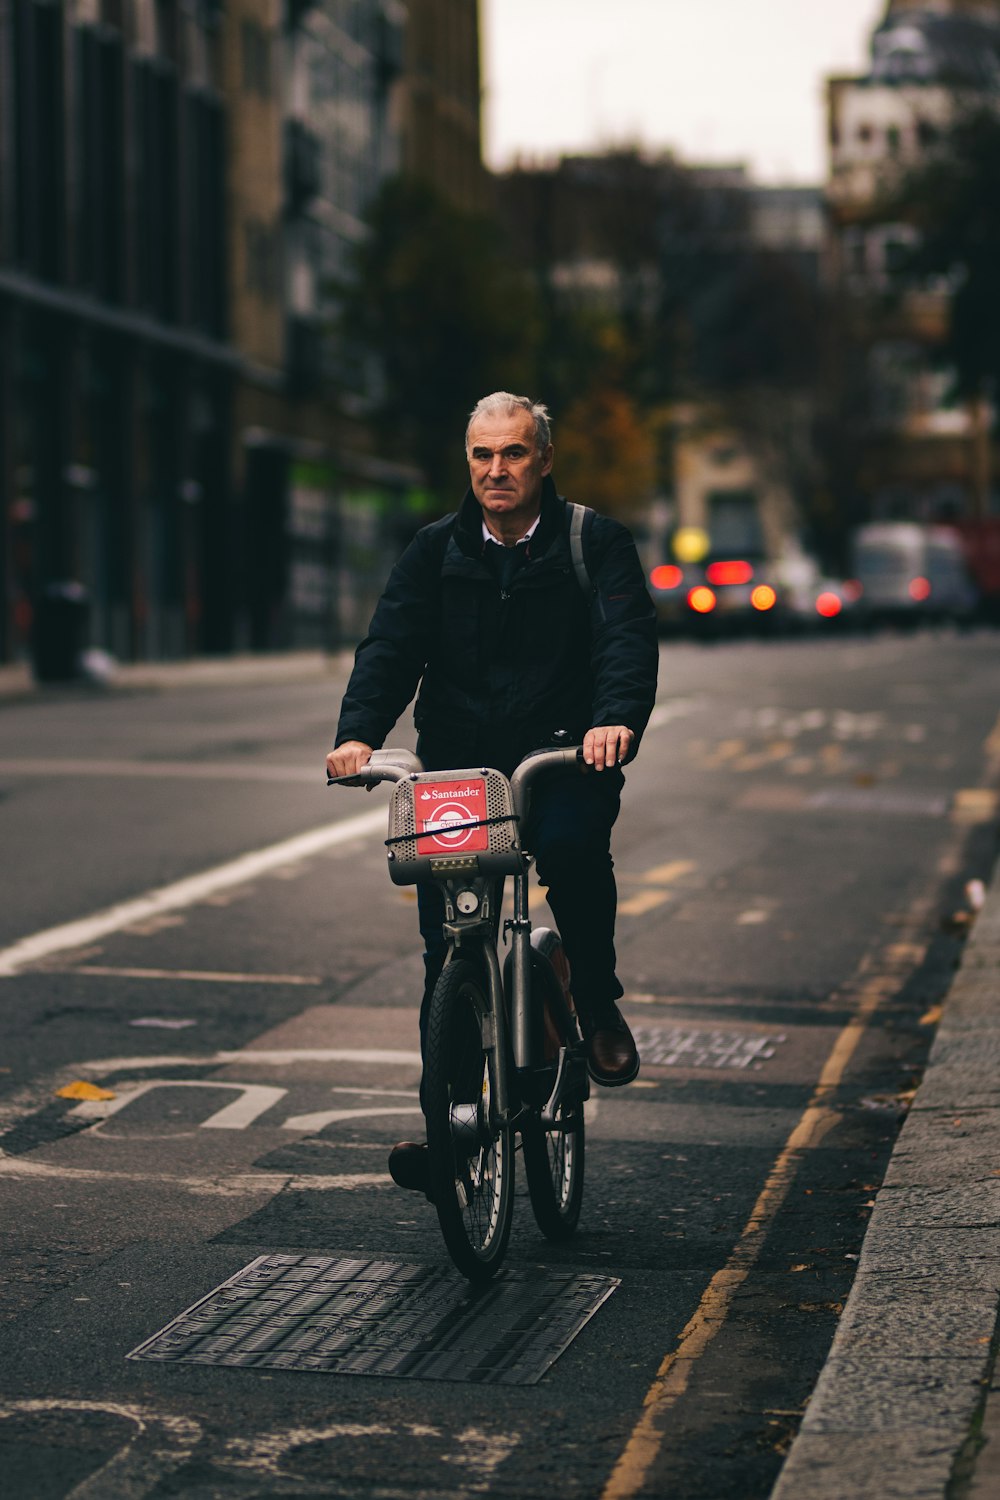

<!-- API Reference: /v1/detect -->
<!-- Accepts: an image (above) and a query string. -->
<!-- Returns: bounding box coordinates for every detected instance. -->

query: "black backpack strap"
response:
[566,500,595,598]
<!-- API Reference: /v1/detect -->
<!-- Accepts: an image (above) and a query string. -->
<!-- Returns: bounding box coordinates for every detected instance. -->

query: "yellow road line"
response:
[951,788,999,825]
[636,860,695,886]
[618,859,695,916]
[601,968,904,1500]
[985,710,1000,770]
[618,890,673,918]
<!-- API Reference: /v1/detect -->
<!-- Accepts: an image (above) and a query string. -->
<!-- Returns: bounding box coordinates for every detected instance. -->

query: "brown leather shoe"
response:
[388,1140,432,1197]
[587,1010,640,1087]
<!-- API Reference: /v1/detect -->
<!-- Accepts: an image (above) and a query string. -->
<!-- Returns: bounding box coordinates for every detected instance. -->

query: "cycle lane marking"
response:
[0,1048,423,1153]
[601,894,939,1500]
[0,1399,203,1500]
[0,806,386,977]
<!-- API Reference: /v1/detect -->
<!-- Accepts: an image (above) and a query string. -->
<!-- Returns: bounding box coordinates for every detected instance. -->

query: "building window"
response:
[241,19,272,97]
[245,220,280,300]
[886,124,901,155]
[857,123,873,145]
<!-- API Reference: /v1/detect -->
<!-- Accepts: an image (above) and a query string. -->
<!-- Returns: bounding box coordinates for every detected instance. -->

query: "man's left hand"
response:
[583,725,634,771]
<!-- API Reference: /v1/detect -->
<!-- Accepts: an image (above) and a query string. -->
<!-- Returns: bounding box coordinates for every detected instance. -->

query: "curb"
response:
[772,858,1000,1499]
[0,650,354,700]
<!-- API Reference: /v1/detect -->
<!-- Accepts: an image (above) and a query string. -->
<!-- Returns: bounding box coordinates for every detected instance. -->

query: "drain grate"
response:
[632,1025,786,1070]
[128,1255,619,1384]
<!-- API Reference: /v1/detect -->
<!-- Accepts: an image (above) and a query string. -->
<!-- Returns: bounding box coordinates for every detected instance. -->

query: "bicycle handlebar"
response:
[326,747,424,789]
[327,743,586,817]
[509,745,584,818]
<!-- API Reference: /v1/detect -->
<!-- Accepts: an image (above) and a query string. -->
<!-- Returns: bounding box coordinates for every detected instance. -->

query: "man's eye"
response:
[505,449,528,460]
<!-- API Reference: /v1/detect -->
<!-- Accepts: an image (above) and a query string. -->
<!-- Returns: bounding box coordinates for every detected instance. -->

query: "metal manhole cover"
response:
[128,1255,619,1385]
[632,1025,786,1070]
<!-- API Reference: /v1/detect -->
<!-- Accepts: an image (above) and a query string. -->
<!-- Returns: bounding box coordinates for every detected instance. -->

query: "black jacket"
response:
[335,477,659,773]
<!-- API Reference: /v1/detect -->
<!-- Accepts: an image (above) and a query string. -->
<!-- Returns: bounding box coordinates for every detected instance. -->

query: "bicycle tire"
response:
[521,950,586,1240]
[424,957,514,1281]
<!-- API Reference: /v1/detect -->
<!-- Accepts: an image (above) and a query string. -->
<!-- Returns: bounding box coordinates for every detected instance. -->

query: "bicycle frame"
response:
[328,744,586,1132]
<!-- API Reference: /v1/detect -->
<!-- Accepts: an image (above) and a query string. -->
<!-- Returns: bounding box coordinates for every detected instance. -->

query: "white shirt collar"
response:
[482,514,541,546]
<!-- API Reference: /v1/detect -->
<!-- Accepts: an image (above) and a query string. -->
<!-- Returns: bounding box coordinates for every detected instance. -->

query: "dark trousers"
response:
[416,765,624,1067]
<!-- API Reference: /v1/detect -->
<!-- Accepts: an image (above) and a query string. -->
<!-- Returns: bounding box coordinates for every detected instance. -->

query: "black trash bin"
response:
[33,581,90,684]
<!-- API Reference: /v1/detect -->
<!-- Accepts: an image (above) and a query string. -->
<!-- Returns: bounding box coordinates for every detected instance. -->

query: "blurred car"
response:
[850,523,979,626]
[647,557,792,636]
[796,577,864,631]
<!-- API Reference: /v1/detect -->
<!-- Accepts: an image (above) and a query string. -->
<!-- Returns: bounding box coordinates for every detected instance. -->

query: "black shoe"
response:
[388,1140,432,1198]
[587,1009,640,1087]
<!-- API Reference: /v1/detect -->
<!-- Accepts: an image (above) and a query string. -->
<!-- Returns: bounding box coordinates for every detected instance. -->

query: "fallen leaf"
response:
[919,1005,943,1026]
[56,1081,115,1101]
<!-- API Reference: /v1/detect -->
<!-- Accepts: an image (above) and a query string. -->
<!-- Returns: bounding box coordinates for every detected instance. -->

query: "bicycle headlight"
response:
[455,888,480,915]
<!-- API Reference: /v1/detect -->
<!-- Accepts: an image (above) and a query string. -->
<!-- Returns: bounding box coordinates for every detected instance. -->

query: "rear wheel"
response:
[522,1100,585,1240]
[424,958,514,1281]
[521,941,586,1240]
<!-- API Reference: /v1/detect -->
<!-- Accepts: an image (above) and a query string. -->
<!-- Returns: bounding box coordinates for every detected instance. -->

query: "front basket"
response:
[386,767,525,885]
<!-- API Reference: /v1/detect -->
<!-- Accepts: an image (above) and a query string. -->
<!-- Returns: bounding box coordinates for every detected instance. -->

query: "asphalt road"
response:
[1,629,998,1499]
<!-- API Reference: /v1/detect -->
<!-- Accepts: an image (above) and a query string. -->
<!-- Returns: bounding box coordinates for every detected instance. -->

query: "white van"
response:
[850,523,979,623]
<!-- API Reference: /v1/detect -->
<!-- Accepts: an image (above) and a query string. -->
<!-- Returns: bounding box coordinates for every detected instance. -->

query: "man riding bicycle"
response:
[326,391,658,1193]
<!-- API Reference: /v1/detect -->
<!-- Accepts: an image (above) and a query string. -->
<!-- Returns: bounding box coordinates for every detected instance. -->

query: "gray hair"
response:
[466,392,552,453]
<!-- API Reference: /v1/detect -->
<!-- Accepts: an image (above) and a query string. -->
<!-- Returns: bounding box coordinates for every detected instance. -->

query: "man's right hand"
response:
[326,741,374,779]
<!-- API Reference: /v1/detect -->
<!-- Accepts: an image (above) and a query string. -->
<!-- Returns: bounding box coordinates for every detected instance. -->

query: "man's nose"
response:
[487,451,506,478]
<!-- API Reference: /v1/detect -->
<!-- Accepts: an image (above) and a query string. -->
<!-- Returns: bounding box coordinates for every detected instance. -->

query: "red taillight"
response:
[650,564,683,591]
[688,586,717,614]
[816,591,842,618]
[751,585,777,612]
[909,576,931,601]
[705,560,754,586]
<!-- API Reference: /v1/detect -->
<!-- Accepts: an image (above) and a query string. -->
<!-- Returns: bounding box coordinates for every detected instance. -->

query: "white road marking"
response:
[282,1104,425,1132]
[647,698,702,729]
[329,1085,420,1098]
[0,757,315,783]
[67,1080,288,1130]
[0,807,386,977]
[72,1047,422,1071]
[223,1421,519,1485]
[66,966,323,985]
[0,1399,202,1500]
[0,1157,391,1192]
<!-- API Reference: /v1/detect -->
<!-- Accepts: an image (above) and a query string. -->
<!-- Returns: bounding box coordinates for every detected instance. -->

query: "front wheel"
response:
[424,958,514,1282]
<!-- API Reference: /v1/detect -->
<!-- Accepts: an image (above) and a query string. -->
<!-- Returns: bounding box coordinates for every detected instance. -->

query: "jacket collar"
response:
[453,475,565,560]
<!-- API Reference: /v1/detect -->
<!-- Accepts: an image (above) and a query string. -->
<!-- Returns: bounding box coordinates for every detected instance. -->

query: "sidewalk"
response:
[0,650,353,701]
[772,857,1000,1499]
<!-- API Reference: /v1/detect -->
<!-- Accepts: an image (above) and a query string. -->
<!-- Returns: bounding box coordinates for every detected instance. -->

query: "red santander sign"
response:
[415,778,489,855]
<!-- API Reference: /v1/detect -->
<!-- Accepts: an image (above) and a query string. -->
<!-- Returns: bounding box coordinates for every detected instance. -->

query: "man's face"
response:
[467,409,553,528]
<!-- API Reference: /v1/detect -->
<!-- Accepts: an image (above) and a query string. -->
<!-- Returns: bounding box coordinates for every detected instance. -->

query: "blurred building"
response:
[0,0,232,670]
[497,150,823,563]
[230,0,419,654]
[399,0,487,211]
[0,0,486,671]
[825,0,1000,523]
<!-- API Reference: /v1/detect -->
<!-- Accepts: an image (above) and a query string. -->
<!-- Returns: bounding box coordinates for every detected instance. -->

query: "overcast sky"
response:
[481,0,886,184]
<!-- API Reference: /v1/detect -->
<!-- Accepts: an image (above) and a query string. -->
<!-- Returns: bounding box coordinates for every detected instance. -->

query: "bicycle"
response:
[328,742,589,1282]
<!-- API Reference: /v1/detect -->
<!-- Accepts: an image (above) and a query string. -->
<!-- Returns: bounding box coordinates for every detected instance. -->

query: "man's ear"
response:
[541,444,554,476]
